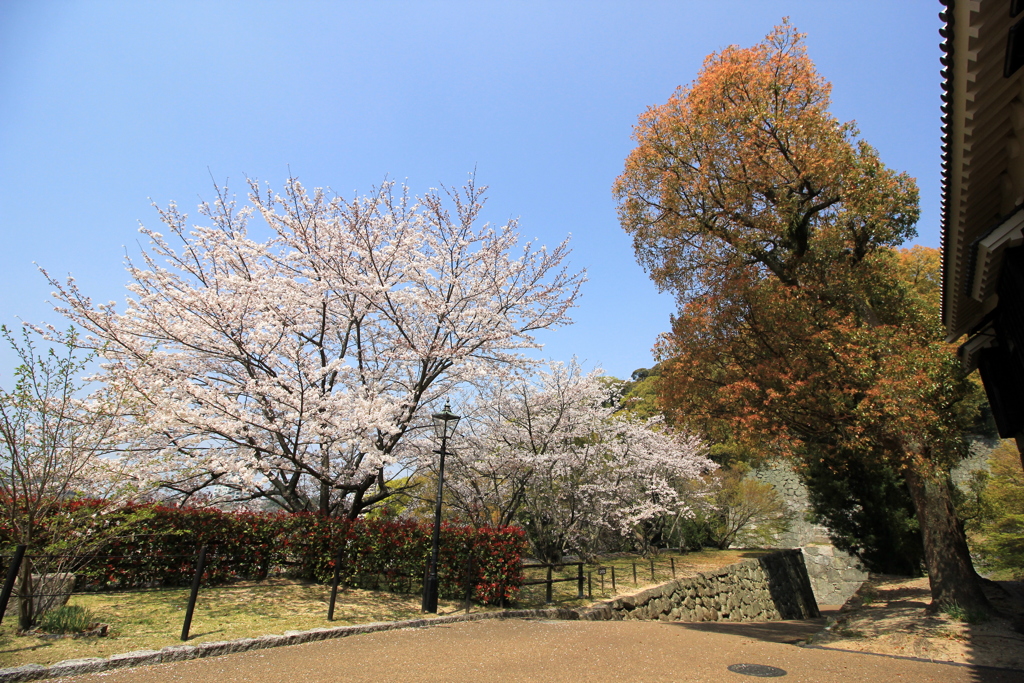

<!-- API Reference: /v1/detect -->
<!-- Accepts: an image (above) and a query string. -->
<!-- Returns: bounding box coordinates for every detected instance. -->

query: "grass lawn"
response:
[0,580,473,668]
[0,549,763,668]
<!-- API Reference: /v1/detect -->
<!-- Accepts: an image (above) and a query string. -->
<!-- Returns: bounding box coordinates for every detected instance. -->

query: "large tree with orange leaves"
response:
[615,21,990,613]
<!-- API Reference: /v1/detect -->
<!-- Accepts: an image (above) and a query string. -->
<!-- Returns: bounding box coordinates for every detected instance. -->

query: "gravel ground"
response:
[53,618,1020,683]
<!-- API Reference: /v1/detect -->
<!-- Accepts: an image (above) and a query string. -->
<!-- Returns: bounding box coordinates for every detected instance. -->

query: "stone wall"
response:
[579,549,819,623]
[952,436,1001,488]
[750,462,867,606]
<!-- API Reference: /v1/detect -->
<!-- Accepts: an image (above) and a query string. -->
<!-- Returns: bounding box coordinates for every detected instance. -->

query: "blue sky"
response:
[0,1,943,380]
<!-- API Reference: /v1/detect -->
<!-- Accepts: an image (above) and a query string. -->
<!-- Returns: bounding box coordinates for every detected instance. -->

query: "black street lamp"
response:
[422,400,460,613]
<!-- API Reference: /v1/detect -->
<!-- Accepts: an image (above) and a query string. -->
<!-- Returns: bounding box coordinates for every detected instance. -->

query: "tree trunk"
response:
[17,557,33,632]
[902,464,991,615]
[1014,432,1024,473]
[320,451,331,516]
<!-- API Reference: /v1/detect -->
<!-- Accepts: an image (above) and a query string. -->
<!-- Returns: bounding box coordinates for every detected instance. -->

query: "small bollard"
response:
[671,557,676,578]
[545,564,554,603]
[611,566,616,592]
[633,562,637,585]
[588,571,593,599]
[576,562,584,599]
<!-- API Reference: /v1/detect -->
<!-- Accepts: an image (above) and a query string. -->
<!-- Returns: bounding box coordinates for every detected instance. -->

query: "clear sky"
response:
[0,1,944,380]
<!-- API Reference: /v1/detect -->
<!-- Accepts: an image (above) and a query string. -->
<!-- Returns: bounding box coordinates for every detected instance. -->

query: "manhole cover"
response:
[727,663,787,677]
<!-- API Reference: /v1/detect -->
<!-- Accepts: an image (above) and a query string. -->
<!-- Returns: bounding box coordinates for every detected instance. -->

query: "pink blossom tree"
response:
[444,361,715,560]
[44,178,583,518]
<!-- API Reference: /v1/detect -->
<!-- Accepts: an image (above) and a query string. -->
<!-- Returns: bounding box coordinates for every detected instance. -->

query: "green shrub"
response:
[0,501,527,606]
[37,605,94,634]
[941,600,990,624]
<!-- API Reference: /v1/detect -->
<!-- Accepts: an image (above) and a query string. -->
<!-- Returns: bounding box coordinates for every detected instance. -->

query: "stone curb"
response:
[0,608,581,682]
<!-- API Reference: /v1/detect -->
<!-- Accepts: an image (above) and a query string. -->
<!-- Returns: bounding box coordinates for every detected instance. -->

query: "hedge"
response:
[0,502,526,605]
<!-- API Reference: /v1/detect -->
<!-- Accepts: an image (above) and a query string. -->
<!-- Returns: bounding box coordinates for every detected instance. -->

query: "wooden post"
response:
[588,571,593,599]
[650,559,655,583]
[545,564,553,603]
[611,566,616,592]
[0,546,25,628]
[181,544,208,641]
[633,562,637,584]
[671,557,676,578]
[576,563,584,599]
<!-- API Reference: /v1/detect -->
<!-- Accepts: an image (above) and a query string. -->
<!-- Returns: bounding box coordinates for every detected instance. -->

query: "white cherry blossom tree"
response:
[444,361,715,560]
[44,177,583,518]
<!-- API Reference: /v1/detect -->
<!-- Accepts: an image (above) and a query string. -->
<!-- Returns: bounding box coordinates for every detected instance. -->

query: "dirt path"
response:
[809,575,1024,670]
[55,618,1018,683]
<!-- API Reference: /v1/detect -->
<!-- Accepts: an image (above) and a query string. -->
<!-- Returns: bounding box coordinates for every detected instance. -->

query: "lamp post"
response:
[422,400,460,613]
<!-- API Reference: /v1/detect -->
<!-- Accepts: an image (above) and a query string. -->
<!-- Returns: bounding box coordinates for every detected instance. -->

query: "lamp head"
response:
[431,400,461,442]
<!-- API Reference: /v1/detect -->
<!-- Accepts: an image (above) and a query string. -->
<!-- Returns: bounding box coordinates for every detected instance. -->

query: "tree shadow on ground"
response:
[669,614,831,645]
[796,575,1024,682]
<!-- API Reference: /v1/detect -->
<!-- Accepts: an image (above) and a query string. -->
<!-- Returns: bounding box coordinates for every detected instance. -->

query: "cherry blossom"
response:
[443,360,715,560]
[44,178,583,517]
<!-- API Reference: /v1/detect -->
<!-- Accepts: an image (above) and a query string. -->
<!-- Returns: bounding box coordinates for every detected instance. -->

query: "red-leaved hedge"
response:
[0,502,526,605]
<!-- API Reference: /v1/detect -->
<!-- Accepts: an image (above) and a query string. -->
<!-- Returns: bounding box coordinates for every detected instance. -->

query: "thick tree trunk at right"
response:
[902,464,991,615]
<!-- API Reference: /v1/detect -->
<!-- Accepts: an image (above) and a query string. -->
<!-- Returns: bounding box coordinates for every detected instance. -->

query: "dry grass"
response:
[809,575,1024,670]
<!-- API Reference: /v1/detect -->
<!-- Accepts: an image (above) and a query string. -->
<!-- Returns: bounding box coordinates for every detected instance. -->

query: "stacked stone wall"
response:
[751,462,867,605]
[579,549,818,623]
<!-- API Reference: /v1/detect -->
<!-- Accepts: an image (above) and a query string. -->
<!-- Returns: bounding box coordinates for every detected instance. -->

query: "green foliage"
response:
[801,447,924,576]
[37,605,95,634]
[668,466,790,550]
[968,441,1024,579]
[709,467,791,549]
[616,366,664,420]
[672,513,715,551]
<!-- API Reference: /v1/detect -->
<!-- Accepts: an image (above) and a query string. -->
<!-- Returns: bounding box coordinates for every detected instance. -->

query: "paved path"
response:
[55,618,1018,683]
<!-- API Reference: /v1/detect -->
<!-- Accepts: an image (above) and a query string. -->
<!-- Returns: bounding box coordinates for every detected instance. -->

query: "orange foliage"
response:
[616,21,987,610]
[614,20,918,299]
[614,21,961,472]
